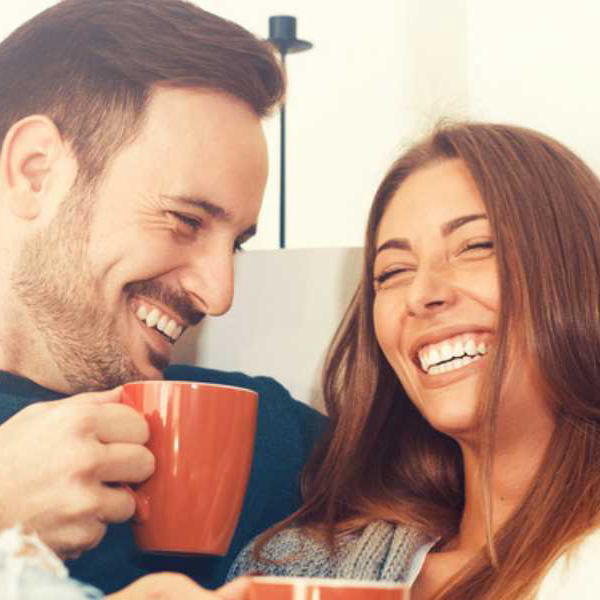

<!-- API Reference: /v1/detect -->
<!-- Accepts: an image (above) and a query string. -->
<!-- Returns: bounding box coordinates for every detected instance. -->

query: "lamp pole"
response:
[268,16,312,249]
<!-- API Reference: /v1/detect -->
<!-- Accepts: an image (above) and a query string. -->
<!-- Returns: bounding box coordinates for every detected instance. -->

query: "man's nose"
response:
[179,248,234,317]
[405,265,457,318]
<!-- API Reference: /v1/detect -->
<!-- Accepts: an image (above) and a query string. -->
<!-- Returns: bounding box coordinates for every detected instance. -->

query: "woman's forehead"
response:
[375,159,487,244]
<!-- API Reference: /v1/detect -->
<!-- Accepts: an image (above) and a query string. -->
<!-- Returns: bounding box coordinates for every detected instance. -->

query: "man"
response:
[0,0,325,596]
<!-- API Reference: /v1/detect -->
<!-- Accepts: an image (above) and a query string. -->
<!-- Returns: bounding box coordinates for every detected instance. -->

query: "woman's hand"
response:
[106,574,250,599]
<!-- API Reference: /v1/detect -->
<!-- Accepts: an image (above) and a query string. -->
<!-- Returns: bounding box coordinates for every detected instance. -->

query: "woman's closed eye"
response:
[373,266,414,290]
[459,239,494,256]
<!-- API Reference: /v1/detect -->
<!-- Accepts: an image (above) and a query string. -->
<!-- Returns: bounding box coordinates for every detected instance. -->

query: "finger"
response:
[96,484,136,524]
[94,403,149,444]
[47,519,107,559]
[217,577,251,599]
[106,573,217,599]
[95,443,155,483]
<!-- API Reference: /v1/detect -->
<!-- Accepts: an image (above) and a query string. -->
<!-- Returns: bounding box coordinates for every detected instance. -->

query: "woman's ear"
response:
[0,115,64,220]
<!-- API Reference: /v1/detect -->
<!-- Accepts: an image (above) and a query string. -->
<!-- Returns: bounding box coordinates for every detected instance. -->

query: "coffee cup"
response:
[247,576,409,599]
[122,380,258,555]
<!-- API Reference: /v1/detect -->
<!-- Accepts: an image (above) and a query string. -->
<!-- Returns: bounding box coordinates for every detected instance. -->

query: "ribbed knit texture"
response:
[228,521,430,583]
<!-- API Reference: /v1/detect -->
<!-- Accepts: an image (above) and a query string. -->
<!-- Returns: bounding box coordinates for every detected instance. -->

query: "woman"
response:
[228,122,600,599]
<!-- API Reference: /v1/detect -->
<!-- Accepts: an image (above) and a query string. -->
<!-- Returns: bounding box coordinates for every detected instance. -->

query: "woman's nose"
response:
[405,266,457,318]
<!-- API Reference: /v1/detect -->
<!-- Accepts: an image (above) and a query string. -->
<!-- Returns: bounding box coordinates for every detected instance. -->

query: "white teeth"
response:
[146,308,160,328]
[164,320,177,337]
[427,353,483,376]
[419,335,489,374]
[156,315,169,332]
[440,342,453,361]
[135,303,183,341]
[428,348,441,366]
[465,339,477,356]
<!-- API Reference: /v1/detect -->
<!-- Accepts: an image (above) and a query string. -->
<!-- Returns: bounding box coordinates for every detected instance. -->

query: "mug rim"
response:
[122,380,258,396]
[250,576,408,589]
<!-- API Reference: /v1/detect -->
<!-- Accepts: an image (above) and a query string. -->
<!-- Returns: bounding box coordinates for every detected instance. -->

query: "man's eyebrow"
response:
[162,194,232,222]
[375,213,488,256]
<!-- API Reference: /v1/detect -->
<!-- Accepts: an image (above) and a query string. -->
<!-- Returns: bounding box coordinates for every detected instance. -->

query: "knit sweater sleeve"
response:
[227,527,353,581]
[227,522,427,583]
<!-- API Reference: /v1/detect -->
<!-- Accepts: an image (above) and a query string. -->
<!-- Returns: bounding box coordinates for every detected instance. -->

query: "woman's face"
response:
[373,159,500,438]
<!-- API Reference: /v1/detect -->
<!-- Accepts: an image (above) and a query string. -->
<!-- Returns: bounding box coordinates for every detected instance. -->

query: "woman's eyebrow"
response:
[440,213,487,237]
[375,213,488,256]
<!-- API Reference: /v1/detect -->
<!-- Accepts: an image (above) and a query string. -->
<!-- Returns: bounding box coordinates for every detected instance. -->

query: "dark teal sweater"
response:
[0,364,326,593]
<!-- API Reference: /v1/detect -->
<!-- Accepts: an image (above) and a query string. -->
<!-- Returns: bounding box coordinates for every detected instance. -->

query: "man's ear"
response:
[0,115,64,220]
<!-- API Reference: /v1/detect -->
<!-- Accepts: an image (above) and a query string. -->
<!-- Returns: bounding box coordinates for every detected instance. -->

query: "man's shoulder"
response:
[0,371,60,423]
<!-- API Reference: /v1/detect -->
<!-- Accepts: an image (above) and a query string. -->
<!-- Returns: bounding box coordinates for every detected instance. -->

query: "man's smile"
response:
[131,298,186,343]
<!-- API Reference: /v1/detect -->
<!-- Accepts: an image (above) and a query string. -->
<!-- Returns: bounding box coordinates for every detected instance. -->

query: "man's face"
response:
[12,88,268,392]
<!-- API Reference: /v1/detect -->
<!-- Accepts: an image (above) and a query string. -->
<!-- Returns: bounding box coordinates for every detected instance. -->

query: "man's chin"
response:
[143,347,170,377]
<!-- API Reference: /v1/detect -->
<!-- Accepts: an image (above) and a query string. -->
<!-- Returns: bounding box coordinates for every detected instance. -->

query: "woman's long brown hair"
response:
[257,123,600,599]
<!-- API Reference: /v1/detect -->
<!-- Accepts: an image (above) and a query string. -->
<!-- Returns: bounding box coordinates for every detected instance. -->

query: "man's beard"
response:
[10,185,149,393]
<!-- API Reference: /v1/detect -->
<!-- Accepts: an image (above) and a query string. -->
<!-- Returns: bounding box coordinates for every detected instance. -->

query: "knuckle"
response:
[58,404,97,437]
[69,522,106,552]
[76,444,104,477]
[66,487,103,519]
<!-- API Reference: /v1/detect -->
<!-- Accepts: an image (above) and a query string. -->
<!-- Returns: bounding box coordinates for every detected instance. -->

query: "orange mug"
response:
[247,577,410,599]
[122,380,258,555]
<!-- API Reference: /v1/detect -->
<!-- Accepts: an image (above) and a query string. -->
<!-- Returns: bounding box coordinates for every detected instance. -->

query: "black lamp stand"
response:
[268,16,313,249]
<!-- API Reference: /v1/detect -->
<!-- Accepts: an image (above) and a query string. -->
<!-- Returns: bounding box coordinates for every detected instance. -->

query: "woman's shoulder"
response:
[227,521,430,582]
[537,526,600,599]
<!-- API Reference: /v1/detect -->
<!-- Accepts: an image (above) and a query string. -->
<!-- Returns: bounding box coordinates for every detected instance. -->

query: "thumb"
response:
[217,577,251,599]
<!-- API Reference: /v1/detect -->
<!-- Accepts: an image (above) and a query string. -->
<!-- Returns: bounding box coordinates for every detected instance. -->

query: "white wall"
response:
[467,0,600,175]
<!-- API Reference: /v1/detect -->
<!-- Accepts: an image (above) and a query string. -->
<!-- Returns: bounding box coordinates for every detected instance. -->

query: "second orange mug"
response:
[247,576,410,599]
[122,380,258,556]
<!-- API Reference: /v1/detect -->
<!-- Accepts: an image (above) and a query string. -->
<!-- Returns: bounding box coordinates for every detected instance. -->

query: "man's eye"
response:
[171,212,202,232]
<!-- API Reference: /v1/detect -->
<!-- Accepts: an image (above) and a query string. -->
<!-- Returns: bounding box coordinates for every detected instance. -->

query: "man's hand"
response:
[107,574,250,600]
[0,387,155,558]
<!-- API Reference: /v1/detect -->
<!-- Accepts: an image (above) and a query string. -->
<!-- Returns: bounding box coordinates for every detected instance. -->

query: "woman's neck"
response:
[453,412,555,553]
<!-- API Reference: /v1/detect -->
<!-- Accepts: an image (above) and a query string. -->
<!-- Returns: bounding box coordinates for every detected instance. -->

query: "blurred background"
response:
[6,0,599,251]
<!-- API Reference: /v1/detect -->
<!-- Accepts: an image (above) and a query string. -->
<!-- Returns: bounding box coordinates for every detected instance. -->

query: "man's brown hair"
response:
[0,0,284,185]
